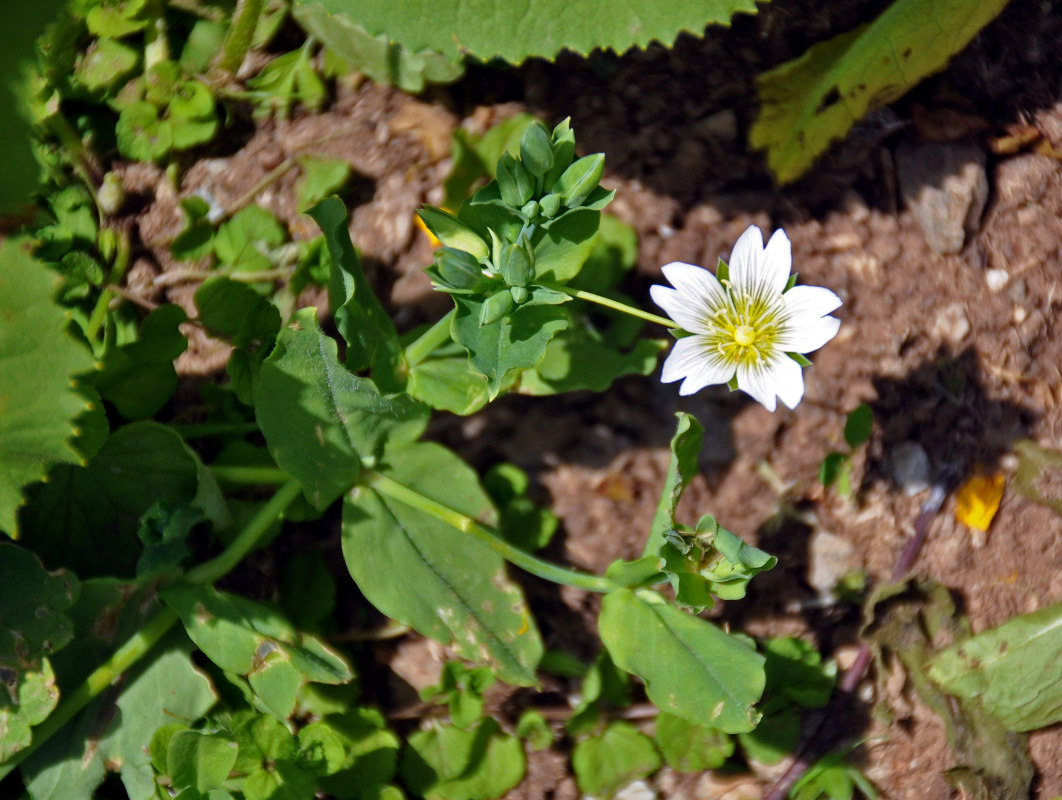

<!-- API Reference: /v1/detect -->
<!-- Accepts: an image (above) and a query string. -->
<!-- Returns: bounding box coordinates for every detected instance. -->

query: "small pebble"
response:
[891,441,931,495]
[930,302,970,344]
[612,780,656,800]
[984,268,1010,292]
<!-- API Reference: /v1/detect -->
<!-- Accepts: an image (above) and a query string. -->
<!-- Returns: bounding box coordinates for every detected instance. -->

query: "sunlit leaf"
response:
[571,721,660,797]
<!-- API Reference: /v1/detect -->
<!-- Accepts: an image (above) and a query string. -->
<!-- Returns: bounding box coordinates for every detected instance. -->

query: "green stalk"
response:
[365,470,618,593]
[85,230,132,342]
[210,465,289,485]
[0,481,302,780]
[544,282,677,329]
[403,309,455,368]
[212,0,264,76]
[185,479,302,584]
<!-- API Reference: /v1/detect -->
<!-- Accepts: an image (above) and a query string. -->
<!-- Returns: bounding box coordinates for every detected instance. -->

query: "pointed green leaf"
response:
[255,307,428,509]
[293,0,762,64]
[600,589,764,733]
[342,442,542,686]
[0,239,95,536]
[309,197,402,386]
[750,0,1009,184]
[644,412,704,556]
[451,293,567,399]
[928,599,1062,731]
[19,422,200,577]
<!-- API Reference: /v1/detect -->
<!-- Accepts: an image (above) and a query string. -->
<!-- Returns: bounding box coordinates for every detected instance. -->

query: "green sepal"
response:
[418,205,489,263]
[519,121,555,177]
[552,153,604,208]
[496,152,535,208]
[787,351,812,367]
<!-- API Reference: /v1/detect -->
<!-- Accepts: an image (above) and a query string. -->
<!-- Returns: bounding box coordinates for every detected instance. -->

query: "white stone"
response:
[984,268,1010,292]
[891,441,931,495]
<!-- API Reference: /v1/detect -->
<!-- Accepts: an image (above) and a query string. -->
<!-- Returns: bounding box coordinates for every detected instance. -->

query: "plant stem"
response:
[364,470,618,593]
[403,309,455,368]
[171,422,262,439]
[543,283,677,329]
[0,606,179,782]
[212,0,264,76]
[210,465,289,485]
[85,230,132,342]
[185,479,302,584]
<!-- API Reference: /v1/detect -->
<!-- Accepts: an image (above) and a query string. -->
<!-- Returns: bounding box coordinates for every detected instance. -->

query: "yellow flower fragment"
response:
[955,471,1005,532]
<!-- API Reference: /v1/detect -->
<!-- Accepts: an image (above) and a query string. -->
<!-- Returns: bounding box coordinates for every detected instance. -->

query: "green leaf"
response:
[160,583,354,719]
[196,277,282,349]
[215,205,287,270]
[135,499,203,577]
[763,637,835,709]
[749,0,1010,184]
[116,101,174,161]
[293,2,463,92]
[515,711,553,751]
[843,403,873,449]
[571,721,661,797]
[23,640,217,800]
[0,238,95,536]
[309,197,403,386]
[93,304,188,420]
[928,599,1062,731]
[318,708,401,799]
[599,589,764,733]
[19,421,200,577]
[532,208,603,283]
[294,0,762,64]
[73,37,140,94]
[417,206,489,263]
[643,412,703,556]
[342,442,543,686]
[654,711,733,772]
[400,718,525,800]
[407,353,491,416]
[85,0,151,38]
[168,730,240,793]
[737,706,800,765]
[0,544,78,760]
[482,463,558,552]
[256,307,428,509]
[295,155,351,212]
[280,551,337,630]
[452,292,568,399]
[819,451,847,488]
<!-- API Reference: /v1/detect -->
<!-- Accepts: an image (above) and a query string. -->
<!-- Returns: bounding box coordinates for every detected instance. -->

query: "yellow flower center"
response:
[733,325,756,347]
[703,287,786,368]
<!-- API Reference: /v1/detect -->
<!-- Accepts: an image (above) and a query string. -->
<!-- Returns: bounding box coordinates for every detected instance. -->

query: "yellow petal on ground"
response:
[414,213,441,248]
[955,471,1006,532]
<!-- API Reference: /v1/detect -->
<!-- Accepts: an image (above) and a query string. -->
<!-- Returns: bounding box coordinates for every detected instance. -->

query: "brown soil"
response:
[125,0,1062,797]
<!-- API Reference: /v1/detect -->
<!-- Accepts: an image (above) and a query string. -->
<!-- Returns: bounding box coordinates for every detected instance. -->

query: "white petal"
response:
[736,360,777,412]
[771,355,806,409]
[651,263,726,332]
[783,284,842,318]
[730,226,791,299]
[659,336,734,395]
[778,315,841,354]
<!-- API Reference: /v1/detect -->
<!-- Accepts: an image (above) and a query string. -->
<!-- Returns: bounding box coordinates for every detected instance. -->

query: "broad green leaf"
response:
[738,706,800,765]
[160,583,354,719]
[531,208,603,283]
[168,730,240,794]
[763,637,835,709]
[23,641,217,800]
[342,442,543,686]
[928,600,1062,731]
[93,304,188,420]
[643,412,703,556]
[0,659,59,762]
[73,36,139,94]
[116,101,174,161]
[451,292,568,399]
[19,422,200,577]
[0,238,95,536]
[417,206,489,263]
[255,307,428,509]
[319,707,401,799]
[516,324,665,396]
[750,0,1010,184]
[654,711,733,772]
[421,661,495,730]
[407,353,491,416]
[309,197,403,387]
[294,0,762,64]
[293,2,463,93]
[515,711,553,751]
[843,403,873,449]
[400,718,525,800]
[599,589,764,733]
[482,463,558,553]
[280,551,338,630]
[571,721,661,797]
[215,204,287,271]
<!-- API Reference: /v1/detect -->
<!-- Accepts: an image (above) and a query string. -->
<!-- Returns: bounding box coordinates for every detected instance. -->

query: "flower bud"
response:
[479,289,514,326]
[510,285,529,304]
[520,200,540,219]
[497,152,534,208]
[499,238,534,287]
[539,193,561,218]
[435,247,487,291]
[520,121,554,177]
[543,118,575,187]
[98,172,125,216]
[553,153,604,208]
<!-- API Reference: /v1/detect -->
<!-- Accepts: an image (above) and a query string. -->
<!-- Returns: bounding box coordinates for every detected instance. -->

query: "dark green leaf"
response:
[819,451,847,488]
[482,463,558,552]
[763,637,835,709]
[318,707,400,799]
[737,706,800,765]
[644,412,703,556]
[135,499,203,577]
[401,718,525,800]
[843,404,873,449]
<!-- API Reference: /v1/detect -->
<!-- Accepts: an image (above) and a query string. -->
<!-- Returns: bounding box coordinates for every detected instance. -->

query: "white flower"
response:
[650,225,841,411]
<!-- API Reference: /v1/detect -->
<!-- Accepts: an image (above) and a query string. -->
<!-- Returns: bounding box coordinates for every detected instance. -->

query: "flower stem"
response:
[543,283,677,329]
[210,465,289,485]
[85,229,132,342]
[364,470,618,593]
[403,309,455,368]
[212,0,263,76]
